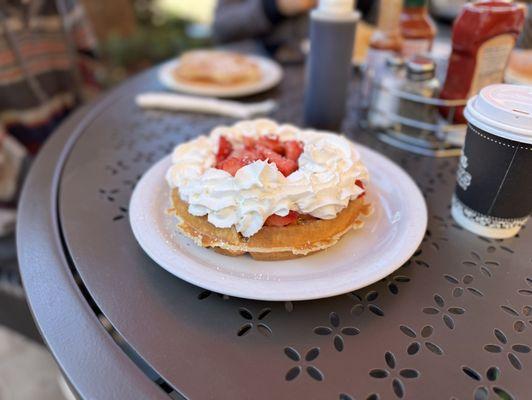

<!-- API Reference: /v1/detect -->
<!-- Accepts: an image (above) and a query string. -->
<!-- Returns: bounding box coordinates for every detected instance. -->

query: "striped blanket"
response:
[0,0,99,234]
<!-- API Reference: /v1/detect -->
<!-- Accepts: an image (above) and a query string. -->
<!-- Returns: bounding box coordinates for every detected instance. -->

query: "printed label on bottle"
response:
[468,34,515,97]
[401,38,431,57]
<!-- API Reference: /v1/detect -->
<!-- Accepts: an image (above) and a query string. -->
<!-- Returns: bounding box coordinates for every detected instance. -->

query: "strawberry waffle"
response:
[166,119,372,260]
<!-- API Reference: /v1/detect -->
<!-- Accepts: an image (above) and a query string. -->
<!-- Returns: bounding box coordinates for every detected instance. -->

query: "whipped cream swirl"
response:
[166,119,369,237]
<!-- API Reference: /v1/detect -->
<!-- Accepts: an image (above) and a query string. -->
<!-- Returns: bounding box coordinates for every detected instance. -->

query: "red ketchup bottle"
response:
[440,1,526,123]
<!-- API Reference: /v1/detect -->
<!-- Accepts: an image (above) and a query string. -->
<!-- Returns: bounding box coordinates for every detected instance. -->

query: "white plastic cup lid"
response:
[464,84,532,144]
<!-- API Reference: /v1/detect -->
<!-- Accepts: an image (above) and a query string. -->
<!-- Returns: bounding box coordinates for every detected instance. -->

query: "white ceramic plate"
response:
[129,143,427,301]
[158,54,283,98]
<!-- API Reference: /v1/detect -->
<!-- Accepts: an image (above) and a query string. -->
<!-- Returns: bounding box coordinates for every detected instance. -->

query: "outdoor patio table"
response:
[17,52,532,400]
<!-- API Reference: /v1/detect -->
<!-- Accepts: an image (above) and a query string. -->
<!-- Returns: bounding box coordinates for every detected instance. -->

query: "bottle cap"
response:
[406,55,435,80]
[404,0,427,8]
[317,0,356,15]
[464,1,525,14]
[386,55,405,68]
[464,84,532,144]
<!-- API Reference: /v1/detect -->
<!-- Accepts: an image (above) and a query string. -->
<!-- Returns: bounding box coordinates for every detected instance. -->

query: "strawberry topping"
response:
[264,210,299,227]
[256,145,298,177]
[215,134,301,177]
[211,136,363,229]
[216,136,233,163]
[243,136,256,150]
[284,140,304,161]
[257,135,285,155]
[216,157,247,176]
[355,179,366,198]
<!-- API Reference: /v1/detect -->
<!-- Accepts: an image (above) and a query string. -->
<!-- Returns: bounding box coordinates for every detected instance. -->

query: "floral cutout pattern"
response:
[432,211,464,232]
[122,172,143,190]
[483,328,530,370]
[462,251,500,278]
[284,301,294,313]
[369,352,419,399]
[98,188,129,221]
[381,275,411,295]
[99,188,120,203]
[423,294,465,330]
[482,236,515,255]
[339,393,380,400]
[500,304,532,333]
[399,325,443,356]
[314,312,360,352]
[403,248,430,269]
[461,366,514,400]
[350,291,384,317]
[112,206,128,221]
[422,229,448,252]
[237,307,272,337]
[284,347,324,382]
[444,274,483,298]
[197,290,230,301]
[518,277,532,296]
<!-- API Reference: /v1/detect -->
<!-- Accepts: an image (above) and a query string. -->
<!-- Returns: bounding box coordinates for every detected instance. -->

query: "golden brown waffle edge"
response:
[168,188,373,261]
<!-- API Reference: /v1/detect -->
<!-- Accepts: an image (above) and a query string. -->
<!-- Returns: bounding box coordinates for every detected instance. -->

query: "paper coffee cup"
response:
[452,84,532,239]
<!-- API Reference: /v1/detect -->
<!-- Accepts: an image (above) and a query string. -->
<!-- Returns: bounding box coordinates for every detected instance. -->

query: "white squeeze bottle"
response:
[303,0,359,131]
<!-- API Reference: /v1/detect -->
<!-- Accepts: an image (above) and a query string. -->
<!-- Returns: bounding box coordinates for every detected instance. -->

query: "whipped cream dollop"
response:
[166,119,369,237]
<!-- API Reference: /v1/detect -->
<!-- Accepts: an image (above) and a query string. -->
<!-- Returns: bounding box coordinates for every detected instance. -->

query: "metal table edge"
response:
[16,71,170,400]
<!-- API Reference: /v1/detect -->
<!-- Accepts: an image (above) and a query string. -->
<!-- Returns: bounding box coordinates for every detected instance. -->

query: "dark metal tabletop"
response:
[17,55,532,400]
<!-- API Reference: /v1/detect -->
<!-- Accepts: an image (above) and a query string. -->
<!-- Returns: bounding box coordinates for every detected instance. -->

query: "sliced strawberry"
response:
[355,179,366,198]
[230,149,262,164]
[264,210,299,227]
[216,136,233,163]
[243,136,256,150]
[284,140,303,161]
[217,157,247,176]
[257,146,298,176]
[216,148,265,175]
[258,135,285,155]
[275,158,298,177]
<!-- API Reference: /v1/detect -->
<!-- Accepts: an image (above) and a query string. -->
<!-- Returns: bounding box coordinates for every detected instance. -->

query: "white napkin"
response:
[135,92,277,119]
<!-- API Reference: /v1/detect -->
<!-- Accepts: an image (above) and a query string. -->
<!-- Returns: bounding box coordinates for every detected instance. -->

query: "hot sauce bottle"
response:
[440,1,526,123]
[400,0,437,58]
[362,0,403,109]
[368,0,403,65]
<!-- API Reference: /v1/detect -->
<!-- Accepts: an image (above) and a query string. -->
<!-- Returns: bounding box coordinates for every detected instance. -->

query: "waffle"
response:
[168,188,373,260]
[173,50,262,86]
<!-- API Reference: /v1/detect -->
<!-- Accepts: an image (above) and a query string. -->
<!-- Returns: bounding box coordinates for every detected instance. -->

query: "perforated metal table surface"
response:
[17,56,532,400]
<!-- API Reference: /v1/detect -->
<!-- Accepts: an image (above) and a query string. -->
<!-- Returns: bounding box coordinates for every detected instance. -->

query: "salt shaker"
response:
[368,55,405,128]
[397,55,440,146]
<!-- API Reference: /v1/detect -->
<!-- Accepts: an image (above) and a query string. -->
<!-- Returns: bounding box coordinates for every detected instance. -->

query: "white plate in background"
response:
[158,54,283,98]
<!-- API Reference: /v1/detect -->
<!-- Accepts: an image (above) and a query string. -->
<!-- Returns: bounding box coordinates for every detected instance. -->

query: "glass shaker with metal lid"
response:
[368,55,405,128]
[386,54,406,75]
[396,55,441,147]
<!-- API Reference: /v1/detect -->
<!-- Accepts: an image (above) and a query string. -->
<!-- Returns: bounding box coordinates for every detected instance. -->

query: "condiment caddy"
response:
[362,0,526,158]
[365,54,468,157]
